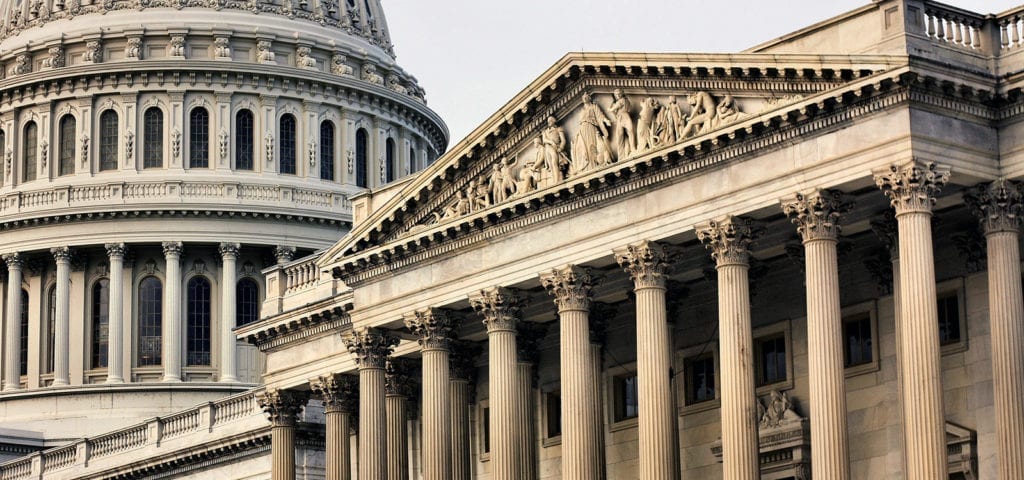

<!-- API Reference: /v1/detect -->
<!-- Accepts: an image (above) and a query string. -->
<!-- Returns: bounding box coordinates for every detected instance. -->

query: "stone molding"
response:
[309,373,358,414]
[964,178,1023,234]
[243,303,352,352]
[696,216,761,268]
[342,327,398,370]
[540,265,598,313]
[257,388,309,427]
[782,189,851,243]
[613,240,669,290]
[469,286,524,333]
[403,307,460,352]
[873,161,951,215]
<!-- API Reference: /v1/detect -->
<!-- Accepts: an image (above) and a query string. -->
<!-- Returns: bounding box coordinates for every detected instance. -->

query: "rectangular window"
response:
[756,335,787,387]
[612,373,639,422]
[545,390,561,439]
[685,354,716,404]
[937,291,961,346]
[481,406,490,454]
[843,312,873,367]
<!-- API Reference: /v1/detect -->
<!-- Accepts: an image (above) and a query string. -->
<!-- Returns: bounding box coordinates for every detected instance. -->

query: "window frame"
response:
[385,137,396,183]
[841,301,880,378]
[752,320,793,396]
[540,388,562,447]
[185,275,213,366]
[98,110,119,171]
[142,107,164,169]
[91,278,111,370]
[355,127,368,188]
[22,121,37,182]
[188,107,210,169]
[236,277,261,327]
[477,398,491,462]
[677,342,721,415]
[279,113,297,175]
[319,120,335,181]
[234,109,255,171]
[58,114,76,176]
[607,363,639,432]
[937,277,969,356]
[136,275,163,368]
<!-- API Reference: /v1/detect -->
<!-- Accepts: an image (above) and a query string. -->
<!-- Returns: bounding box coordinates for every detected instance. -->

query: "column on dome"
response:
[964,179,1024,479]
[162,242,183,382]
[515,323,547,480]
[539,266,603,480]
[873,161,951,479]
[259,388,310,480]
[449,341,479,480]
[3,253,22,391]
[404,308,459,480]
[105,243,126,383]
[311,373,360,480]
[50,247,71,386]
[343,327,399,480]
[384,357,415,480]
[469,286,523,480]
[783,190,852,480]
[219,243,240,383]
[696,216,761,479]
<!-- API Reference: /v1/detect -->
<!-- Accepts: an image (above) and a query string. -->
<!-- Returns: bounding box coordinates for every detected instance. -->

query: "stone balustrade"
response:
[262,250,346,317]
[922,3,987,51]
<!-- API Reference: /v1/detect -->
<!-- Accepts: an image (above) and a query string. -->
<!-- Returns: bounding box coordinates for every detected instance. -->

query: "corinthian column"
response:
[3,253,22,391]
[219,243,240,383]
[874,161,951,479]
[311,373,360,480]
[696,216,761,479]
[404,308,459,480]
[258,388,310,480]
[540,266,603,480]
[614,241,676,480]
[783,190,851,480]
[343,327,399,480]
[105,244,126,384]
[965,179,1024,478]
[469,287,523,480]
[516,323,547,480]
[449,342,479,480]
[162,241,183,382]
[51,247,72,387]
[384,358,415,480]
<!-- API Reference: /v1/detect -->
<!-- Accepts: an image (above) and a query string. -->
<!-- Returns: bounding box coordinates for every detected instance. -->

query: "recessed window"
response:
[843,312,873,367]
[189,107,210,168]
[137,276,162,367]
[612,373,639,423]
[385,137,396,182]
[58,115,76,176]
[19,289,28,376]
[45,286,56,374]
[92,279,110,369]
[355,128,368,187]
[99,110,118,171]
[756,334,787,387]
[235,109,254,171]
[236,278,260,327]
[143,107,164,169]
[320,121,335,181]
[544,390,561,439]
[685,354,716,405]
[481,405,490,454]
[279,114,296,175]
[938,291,961,346]
[23,121,37,182]
[186,276,212,366]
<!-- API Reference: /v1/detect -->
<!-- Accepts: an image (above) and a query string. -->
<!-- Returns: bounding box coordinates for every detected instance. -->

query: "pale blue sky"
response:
[385,0,1023,146]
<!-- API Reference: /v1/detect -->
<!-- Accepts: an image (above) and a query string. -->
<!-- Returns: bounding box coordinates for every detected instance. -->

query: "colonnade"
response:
[259,161,1024,480]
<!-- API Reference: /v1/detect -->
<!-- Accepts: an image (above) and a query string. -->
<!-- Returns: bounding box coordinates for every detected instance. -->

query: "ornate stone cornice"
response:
[613,240,669,290]
[964,178,1024,234]
[469,286,524,333]
[257,388,309,427]
[162,241,183,258]
[873,161,951,215]
[218,242,241,259]
[449,341,481,381]
[540,265,598,313]
[309,373,359,414]
[342,327,398,370]
[2,252,22,269]
[695,216,761,267]
[782,189,850,243]
[104,243,127,259]
[385,358,418,398]
[50,246,71,263]
[516,322,549,364]
[403,308,460,352]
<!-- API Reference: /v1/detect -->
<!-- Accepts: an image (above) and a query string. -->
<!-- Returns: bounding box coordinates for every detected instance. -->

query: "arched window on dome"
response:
[320,120,335,181]
[186,276,212,366]
[189,107,210,168]
[99,110,118,171]
[143,107,164,169]
[409,146,416,173]
[137,276,162,367]
[19,289,28,376]
[355,128,368,188]
[385,138,396,183]
[22,121,37,182]
[236,278,260,327]
[58,115,76,176]
[44,285,56,374]
[91,278,110,369]
[279,114,297,175]
[235,110,254,171]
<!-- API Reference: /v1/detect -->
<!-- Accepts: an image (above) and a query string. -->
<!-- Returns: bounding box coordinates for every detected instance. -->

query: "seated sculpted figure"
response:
[680,91,716,138]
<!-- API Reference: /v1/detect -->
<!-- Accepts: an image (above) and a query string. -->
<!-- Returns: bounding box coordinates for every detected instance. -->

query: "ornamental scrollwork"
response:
[361,63,383,85]
[540,265,598,313]
[469,286,524,333]
[873,160,951,215]
[171,128,182,159]
[964,178,1024,234]
[342,327,398,369]
[309,373,358,414]
[403,308,460,351]
[696,216,761,267]
[782,189,851,242]
[257,388,309,427]
[613,240,670,289]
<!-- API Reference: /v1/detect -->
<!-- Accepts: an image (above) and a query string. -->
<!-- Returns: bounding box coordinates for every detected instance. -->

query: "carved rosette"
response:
[540,265,598,313]
[3,252,23,270]
[449,341,481,381]
[516,322,548,364]
[613,240,669,290]
[403,308,460,352]
[696,216,761,267]
[384,358,417,398]
[257,388,310,427]
[104,243,127,260]
[964,178,1024,234]
[342,327,399,369]
[161,241,183,258]
[782,189,850,243]
[873,161,951,215]
[218,242,240,260]
[469,286,524,333]
[51,246,71,264]
[309,373,359,414]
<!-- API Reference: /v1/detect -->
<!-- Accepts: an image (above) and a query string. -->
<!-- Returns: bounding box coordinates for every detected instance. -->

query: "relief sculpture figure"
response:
[571,92,612,175]
[609,89,635,160]
[712,93,748,128]
[488,158,517,204]
[636,97,661,151]
[661,95,684,144]
[540,117,568,185]
[680,91,716,138]
[471,177,490,212]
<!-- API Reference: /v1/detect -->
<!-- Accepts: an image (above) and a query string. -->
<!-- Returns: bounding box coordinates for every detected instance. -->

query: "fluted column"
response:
[540,266,603,480]
[385,358,415,480]
[965,179,1024,478]
[105,244,126,383]
[343,327,399,480]
[404,308,459,480]
[614,241,676,480]
[469,286,524,480]
[219,243,240,383]
[3,253,22,391]
[515,323,546,480]
[312,373,360,480]
[449,343,479,480]
[783,190,851,480]
[696,217,761,479]
[874,161,951,479]
[50,247,71,387]
[162,242,183,382]
[259,388,310,480]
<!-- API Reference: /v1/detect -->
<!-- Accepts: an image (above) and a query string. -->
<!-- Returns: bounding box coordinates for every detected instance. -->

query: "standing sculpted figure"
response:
[571,92,612,175]
[680,91,716,138]
[661,95,684,144]
[636,97,661,151]
[540,116,568,184]
[609,89,635,160]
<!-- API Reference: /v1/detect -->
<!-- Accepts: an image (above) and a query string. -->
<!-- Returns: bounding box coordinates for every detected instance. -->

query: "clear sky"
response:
[384,0,1023,147]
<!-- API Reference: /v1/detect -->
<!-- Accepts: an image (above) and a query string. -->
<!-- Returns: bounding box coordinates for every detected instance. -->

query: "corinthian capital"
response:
[964,178,1024,234]
[104,243,127,259]
[873,161,951,215]
[2,252,22,270]
[782,189,850,242]
[162,241,183,258]
[613,240,669,289]
[403,308,460,351]
[695,216,761,267]
[469,286,524,333]
[385,357,418,398]
[342,327,399,369]
[218,242,241,259]
[51,246,72,263]
[257,388,309,427]
[540,265,598,312]
[309,373,359,414]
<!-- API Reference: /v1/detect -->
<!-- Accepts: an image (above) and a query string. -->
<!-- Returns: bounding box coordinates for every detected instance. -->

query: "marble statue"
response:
[257,40,275,64]
[331,53,354,76]
[758,390,802,429]
[488,157,517,204]
[125,38,142,60]
[168,35,186,57]
[637,97,661,151]
[84,40,102,63]
[661,95,684,144]
[43,46,64,69]
[609,88,635,160]
[296,46,317,69]
[571,91,612,175]
[471,177,489,212]
[214,37,231,59]
[540,116,568,185]
[10,54,29,76]
[387,74,408,95]
[680,91,716,138]
[362,63,384,85]
[712,93,748,128]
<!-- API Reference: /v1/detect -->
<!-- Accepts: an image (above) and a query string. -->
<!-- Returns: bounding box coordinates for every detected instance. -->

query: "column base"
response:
[105,377,125,384]
[51,380,69,387]
[3,383,21,391]
[162,376,182,383]
[220,376,239,383]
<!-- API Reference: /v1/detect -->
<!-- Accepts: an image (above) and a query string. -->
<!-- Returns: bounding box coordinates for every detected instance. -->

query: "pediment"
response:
[321,52,912,276]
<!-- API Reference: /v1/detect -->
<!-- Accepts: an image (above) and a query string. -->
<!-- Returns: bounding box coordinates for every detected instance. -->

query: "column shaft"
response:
[52,249,71,386]
[219,244,239,382]
[718,263,759,479]
[385,394,408,480]
[272,424,297,480]
[988,231,1024,477]
[516,362,537,480]
[635,285,674,480]
[106,245,125,383]
[326,410,353,480]
[450,379,471,480]
[559,308,602,480]
[489,329,519,479]
[4,257,22,391]
[421,349,451,479]
[162,243,182,382]
[360,367,387,480]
